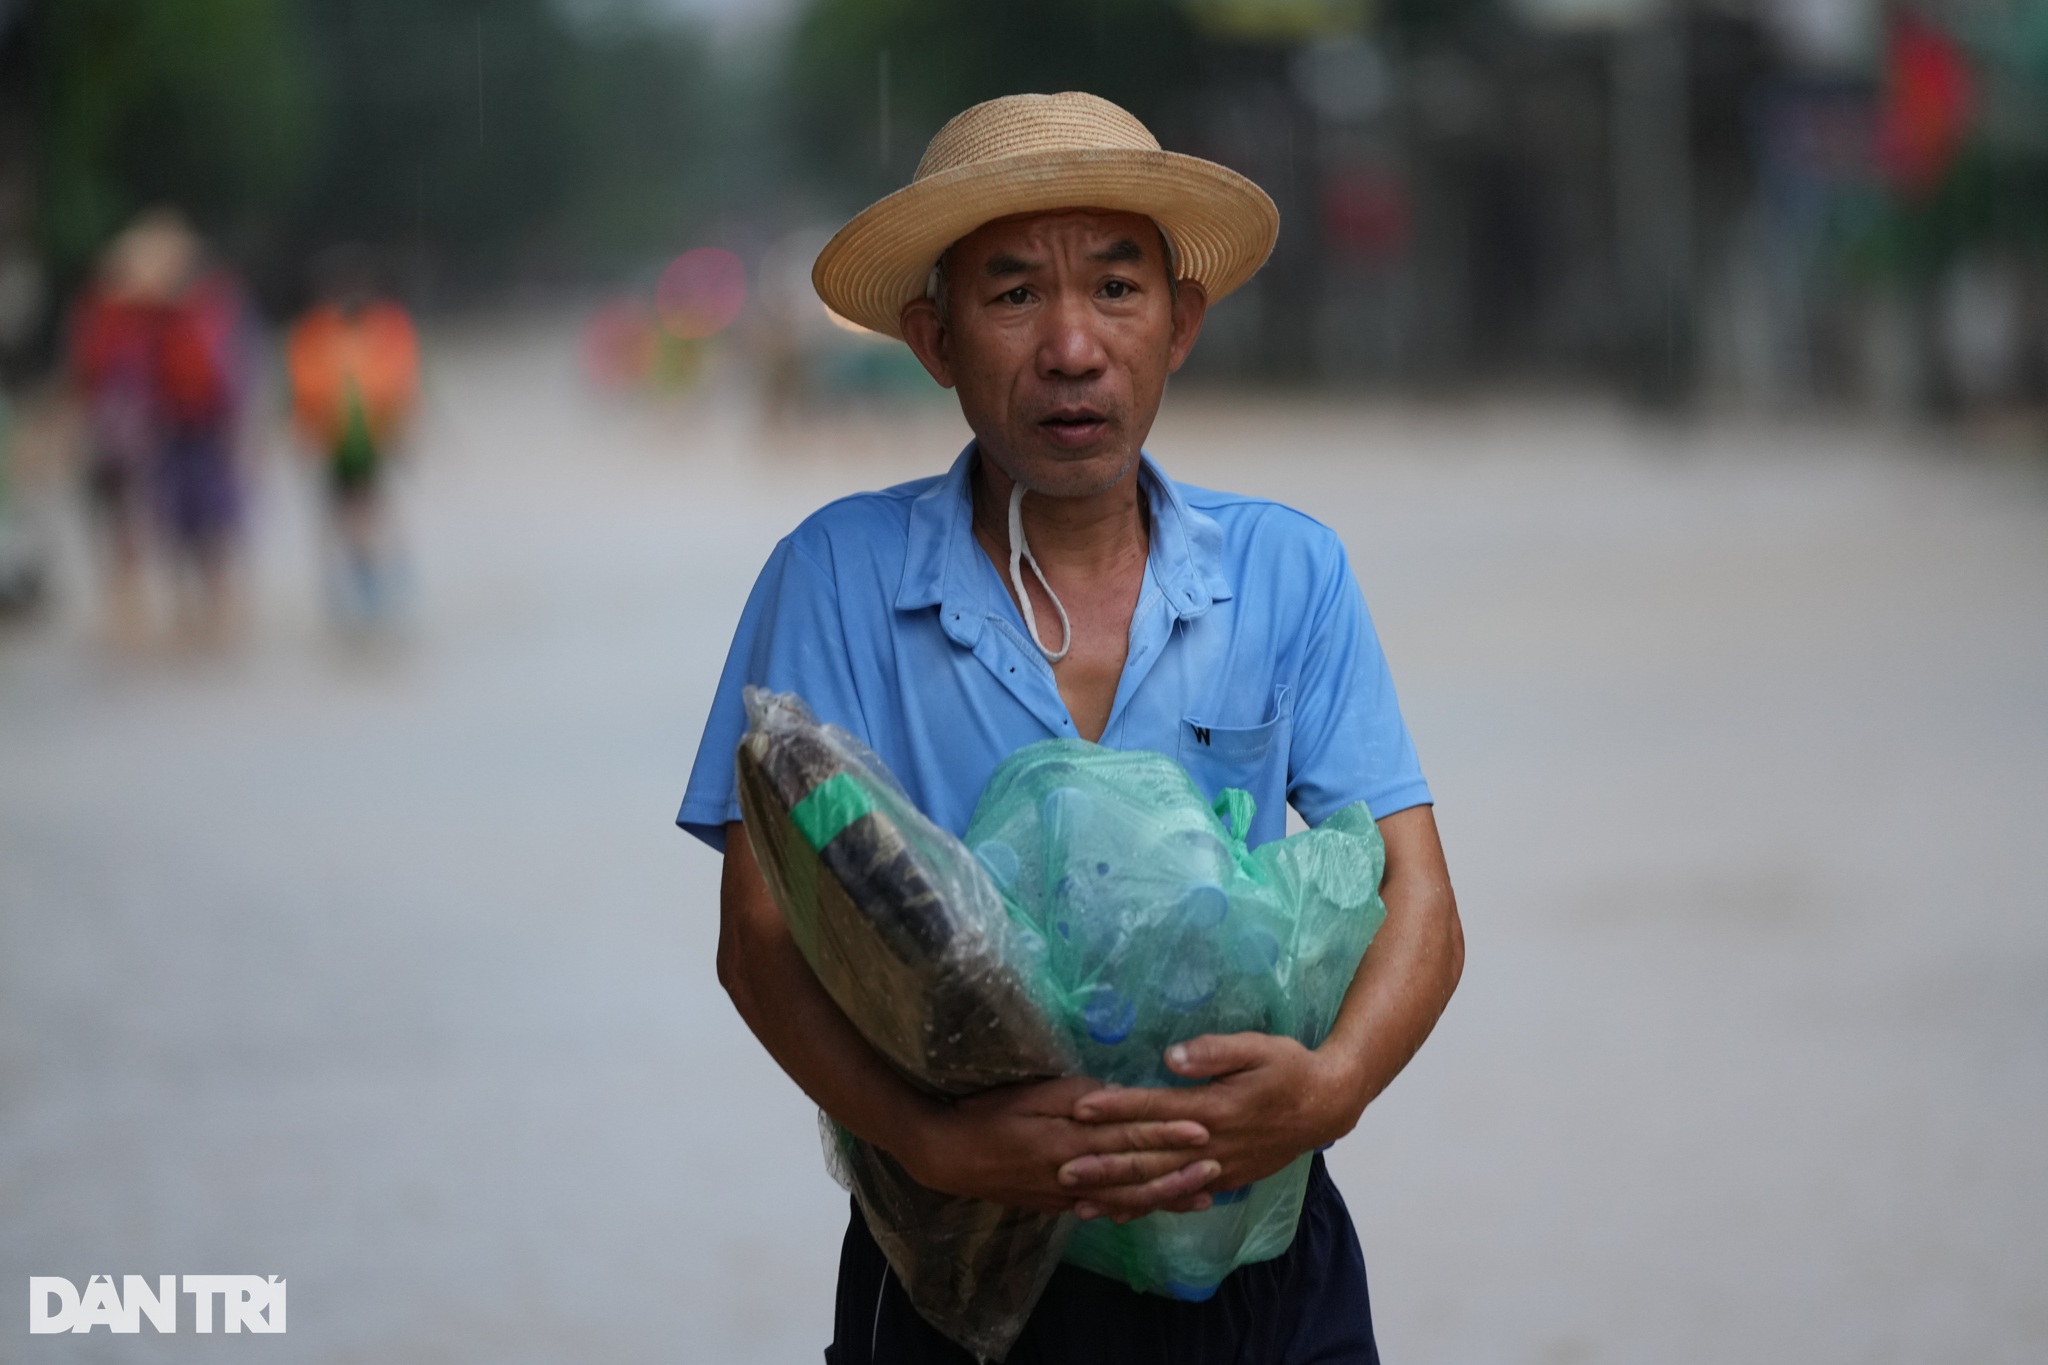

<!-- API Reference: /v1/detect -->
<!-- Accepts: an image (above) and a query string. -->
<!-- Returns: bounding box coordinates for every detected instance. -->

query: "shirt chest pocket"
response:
[1177,686,1292,820]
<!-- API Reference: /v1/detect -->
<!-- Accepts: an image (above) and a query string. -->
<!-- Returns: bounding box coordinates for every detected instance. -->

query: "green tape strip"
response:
[790,772,875,852]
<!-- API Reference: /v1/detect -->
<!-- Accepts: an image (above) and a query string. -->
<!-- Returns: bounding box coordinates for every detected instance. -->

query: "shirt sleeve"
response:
[676,535,867,852]
[1287,538,1432,826]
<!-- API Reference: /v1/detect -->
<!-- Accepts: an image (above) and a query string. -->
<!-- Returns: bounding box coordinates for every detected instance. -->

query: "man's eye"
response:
[1001,286,1032,305]
[1102,279,1132,299]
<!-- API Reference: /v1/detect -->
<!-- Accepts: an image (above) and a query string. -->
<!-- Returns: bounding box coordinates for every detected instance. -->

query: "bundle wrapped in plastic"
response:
[963,741,1386,1301]
[734,687,1076,1361]
[734,690,1387,1351]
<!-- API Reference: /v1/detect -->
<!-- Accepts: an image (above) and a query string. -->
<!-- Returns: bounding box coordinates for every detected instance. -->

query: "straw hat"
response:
[812,92,1279,339]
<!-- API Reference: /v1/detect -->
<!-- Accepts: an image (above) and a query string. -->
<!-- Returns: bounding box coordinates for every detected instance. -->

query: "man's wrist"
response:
[882,1093,956,1188]
[1306,1035,1375,1146]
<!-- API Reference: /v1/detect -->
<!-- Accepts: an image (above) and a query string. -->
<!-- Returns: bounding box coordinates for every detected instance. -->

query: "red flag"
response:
[1877,10,1976,198]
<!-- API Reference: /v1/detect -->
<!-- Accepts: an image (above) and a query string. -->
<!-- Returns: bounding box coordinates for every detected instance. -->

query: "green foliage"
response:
[554,20,725,265]
[1840,145,2048,284]
[1180,0,1369,41]
[1372,0,1503,46]
[31,0,316,274]
[784,0,1207,205]
[26,0,723,291]
[290,2,714,275]
[1831,3,2048,285]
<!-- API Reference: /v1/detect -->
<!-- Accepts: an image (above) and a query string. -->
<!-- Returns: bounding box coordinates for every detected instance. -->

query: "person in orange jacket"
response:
[286,249,419,621]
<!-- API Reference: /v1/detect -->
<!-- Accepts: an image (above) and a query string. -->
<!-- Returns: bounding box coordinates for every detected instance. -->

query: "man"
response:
[680,93,1462,1363]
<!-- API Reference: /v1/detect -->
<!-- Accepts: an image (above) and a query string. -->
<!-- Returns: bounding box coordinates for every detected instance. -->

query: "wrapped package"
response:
[963,740,1387,1301]
[734,687,1075,1361]
[734,691,1388,1349]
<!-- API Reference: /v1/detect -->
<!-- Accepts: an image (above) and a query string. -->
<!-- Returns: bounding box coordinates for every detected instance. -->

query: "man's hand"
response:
[720,821,1226,1222]
[719,801,1458,1223]
[1060,1034,1344,1218]
[905,1075,1219,1216]
[1060,804,1464,1218]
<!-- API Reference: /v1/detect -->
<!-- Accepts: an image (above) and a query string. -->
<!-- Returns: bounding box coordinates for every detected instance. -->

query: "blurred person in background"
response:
[285,247,419,624]
[0,385,49,620]
[66,211,180,643]
[66,208,253,647]
[686,93,1462,1364]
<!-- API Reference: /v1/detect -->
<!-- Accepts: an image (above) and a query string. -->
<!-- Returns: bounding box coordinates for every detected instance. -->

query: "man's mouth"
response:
[1038,407,1111,446]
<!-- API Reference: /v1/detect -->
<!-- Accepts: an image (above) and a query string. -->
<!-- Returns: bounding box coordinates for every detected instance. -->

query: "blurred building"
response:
[1123,0,2048,415]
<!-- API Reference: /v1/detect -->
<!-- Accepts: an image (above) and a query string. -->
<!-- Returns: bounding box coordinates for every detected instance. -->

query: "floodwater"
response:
[4,321,2045,1363]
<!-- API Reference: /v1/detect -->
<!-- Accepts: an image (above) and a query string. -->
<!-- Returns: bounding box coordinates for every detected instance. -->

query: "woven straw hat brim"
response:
[813,147,1279,339]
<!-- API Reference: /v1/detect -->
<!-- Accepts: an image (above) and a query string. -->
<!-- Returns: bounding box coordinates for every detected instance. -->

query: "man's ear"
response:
[1165,279,1208,375]
[899,298,955,389]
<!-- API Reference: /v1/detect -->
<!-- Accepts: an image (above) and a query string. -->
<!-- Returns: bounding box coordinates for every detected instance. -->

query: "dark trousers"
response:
[826,1153,1380,1365]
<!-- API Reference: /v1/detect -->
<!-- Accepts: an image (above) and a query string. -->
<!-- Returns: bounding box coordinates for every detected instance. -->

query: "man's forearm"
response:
[1313,803,1464,1138]
[718,820,1222,1214]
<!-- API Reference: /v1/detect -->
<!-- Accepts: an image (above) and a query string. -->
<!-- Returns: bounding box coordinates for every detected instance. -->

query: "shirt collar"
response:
[895,442,1232,641]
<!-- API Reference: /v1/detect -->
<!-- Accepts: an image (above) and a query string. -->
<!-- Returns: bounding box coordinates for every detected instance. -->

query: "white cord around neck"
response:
[1007,481,1072,663]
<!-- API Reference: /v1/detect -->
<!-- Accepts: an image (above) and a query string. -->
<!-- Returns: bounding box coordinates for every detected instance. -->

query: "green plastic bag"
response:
[735,691,1387,1349]
[965,740,1387,1301]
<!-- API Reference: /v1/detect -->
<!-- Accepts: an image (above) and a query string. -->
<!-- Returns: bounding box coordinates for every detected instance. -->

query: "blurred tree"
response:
[554,13,725,267]
[28,0,316,278]
[1842,4,2048,282]
[18,0,724,309]
[292,0,718,287]
[784,0,1208,204]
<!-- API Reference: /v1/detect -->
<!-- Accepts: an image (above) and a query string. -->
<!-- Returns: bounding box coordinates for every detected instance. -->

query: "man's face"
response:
[900,209,1207,498]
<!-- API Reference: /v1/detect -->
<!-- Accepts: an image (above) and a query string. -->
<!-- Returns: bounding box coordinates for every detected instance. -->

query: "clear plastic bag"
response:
[734,688,1075,1361]
[963,740,1387,1301]
[734,692,1387,1348]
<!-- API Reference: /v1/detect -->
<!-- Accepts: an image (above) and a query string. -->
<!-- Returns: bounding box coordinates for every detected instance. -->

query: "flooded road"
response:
[5,322,2045,1363]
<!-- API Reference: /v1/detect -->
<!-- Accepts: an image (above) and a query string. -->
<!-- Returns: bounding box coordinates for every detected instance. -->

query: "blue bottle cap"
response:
[1082,987,1137,1045]
[1178,882,1229,930]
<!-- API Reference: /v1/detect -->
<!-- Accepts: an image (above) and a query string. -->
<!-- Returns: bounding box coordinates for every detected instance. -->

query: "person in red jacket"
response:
[69,214,181,640]
[69,209,252,645]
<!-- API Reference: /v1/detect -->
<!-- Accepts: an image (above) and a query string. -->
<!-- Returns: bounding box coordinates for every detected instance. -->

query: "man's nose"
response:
[1036,293,1109,381]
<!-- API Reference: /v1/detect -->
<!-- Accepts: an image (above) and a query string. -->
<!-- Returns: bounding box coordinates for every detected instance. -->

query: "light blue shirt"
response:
[679,445,1430,852]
